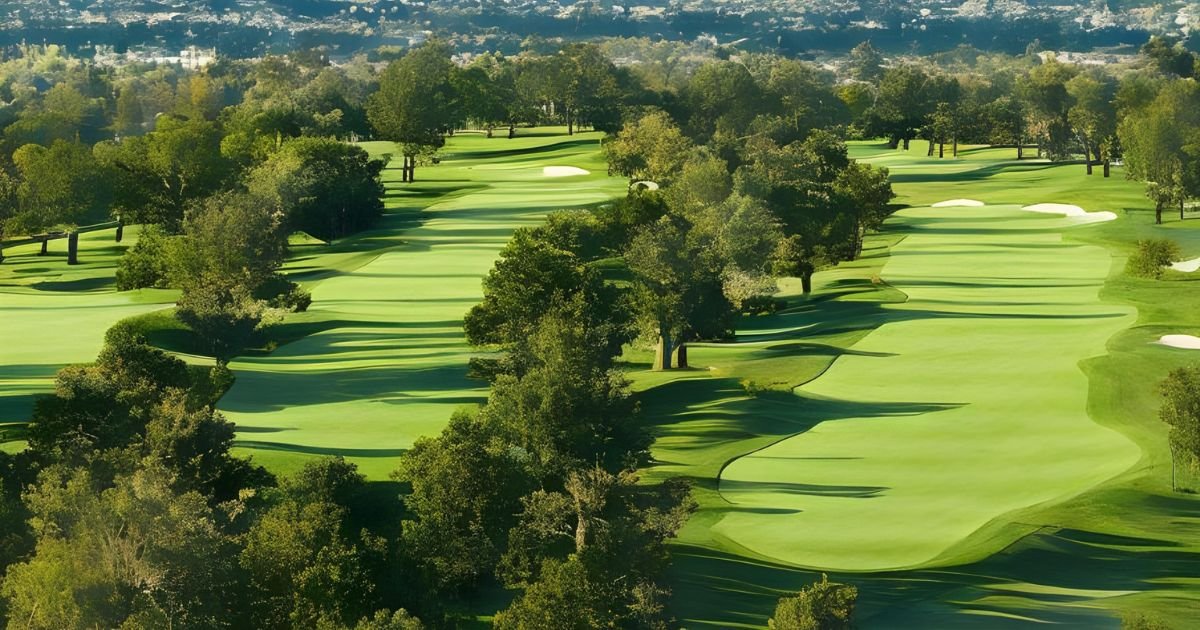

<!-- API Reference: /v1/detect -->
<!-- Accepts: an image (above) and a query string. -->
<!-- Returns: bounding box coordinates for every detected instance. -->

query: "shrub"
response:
[769,574,857,630]
[115,226,173,290]
[1126,238,1181,279]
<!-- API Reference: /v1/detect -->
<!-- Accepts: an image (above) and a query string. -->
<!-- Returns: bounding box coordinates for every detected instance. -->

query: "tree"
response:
[604,111,694,184]
[768,574,858,630]
[864,65,934,150]
[1067,71,1118,175]
[681,61,764,142]
[248,137,386,242]
[112,83,145,137]
[27,327,193,459]
[479,305,645,474]
[393,411,537,593]
[1160,365,1200,488]
[848,41,885,84]
[367,41,458,182]
[559,44,623,135]
[10,140,110,236]
[626,212,733,370]
[463,228,629,359]
[242,458,382,629]
[494,471,694,629]
[2,464,244,630]
[1019,58,1079,160]
[1118,80,1200,224]
[95,116,231,231]
[0,168,17,263]
[172,191,300,362]
[1141,36,1197,79]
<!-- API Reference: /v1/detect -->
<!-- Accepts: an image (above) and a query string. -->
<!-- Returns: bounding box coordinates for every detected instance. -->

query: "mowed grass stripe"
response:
[223,131,625,478]
[715,205,1140,571]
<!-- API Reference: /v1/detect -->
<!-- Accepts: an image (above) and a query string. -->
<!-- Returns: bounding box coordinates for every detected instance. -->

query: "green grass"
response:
[221,129,626,478]
[7,132,1200,627]
[0,225,176,426]
[640,140,1200,628]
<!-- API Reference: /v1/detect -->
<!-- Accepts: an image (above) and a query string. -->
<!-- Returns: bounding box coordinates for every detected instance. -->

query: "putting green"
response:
[715,204,1140,570]
[221,131,625,477]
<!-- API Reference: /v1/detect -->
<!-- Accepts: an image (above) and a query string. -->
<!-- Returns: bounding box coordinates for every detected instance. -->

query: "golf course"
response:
[4,130,1200,628]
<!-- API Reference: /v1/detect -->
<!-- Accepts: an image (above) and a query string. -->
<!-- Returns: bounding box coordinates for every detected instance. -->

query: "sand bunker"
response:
[931,199,985,207]
[1170,257,1200,273]
[1159,335,1200,349]
[631,180,660,191]
[543,166,590,177]
[1022,203,1117,223]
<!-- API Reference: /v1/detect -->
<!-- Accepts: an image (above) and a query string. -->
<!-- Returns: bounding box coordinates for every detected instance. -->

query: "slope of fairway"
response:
[0,227,172,431]
[714,204,1140,570]
[221,132,623,478]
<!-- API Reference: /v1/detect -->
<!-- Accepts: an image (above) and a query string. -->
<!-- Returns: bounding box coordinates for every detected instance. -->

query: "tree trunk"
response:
[676,343,688,369]
[574,502,587,552]
[1084,140,1093,175]
[927,140,935,157]
[486,127,493,138]
[938,142,944,158]
[115,218,124,243]
[653,335,673,371]
[1103,160,1110,177]
[567,110,574,136]
[1156,200,1164,225]
[902,137,910,151]
[888,136,899,149]
[39,239,48,256]
[801,270,814,294]
[0,227,5,264]
[1017,144,1023,160]
[952,137,958,157]
[1086,159,1093,175]
[1182,198,1187,222]
[508,124,515,139]
[67,232,79,265]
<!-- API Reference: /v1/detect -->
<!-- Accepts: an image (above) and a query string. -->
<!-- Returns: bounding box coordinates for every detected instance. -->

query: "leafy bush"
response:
[1126,238,1181,279]
[115,226,174,290]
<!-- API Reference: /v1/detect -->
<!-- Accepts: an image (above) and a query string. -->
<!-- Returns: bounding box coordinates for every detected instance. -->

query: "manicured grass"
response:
[641,140,1200,627]
[0,225,175,427]
[221,130,626,478]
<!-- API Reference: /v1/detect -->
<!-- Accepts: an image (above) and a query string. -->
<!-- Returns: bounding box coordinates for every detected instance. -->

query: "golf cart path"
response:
[219,133,622,477]
[715,204,1140,571]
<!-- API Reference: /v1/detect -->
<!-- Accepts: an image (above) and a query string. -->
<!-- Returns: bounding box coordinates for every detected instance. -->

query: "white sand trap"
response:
[931,199,985,207]
[631,180,659,191]
[1158,334,1200,349]
[1022,203,1117,223]
[543,166,590,177]
[1170,257,1200,273]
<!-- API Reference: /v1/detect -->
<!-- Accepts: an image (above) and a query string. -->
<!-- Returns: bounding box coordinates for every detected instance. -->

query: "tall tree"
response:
[1118,80,1200,224]
[367,41,458,182]
[768,574,858,630]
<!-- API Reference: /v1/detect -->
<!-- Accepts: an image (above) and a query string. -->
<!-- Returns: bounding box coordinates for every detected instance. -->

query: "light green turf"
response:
[716,204,1139,571]
[645,141,1200,628]
[0,225,175,427]
[222,130,626,478]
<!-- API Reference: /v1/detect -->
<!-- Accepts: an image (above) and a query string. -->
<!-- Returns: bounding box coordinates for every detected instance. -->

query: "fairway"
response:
[0,227,174,434]
[221,131,625,477]
[716,204,1140,570]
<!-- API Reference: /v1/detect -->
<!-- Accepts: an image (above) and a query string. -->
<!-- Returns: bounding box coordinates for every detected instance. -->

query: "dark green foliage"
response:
[768,574,858,630]
[1126,239,1181,279]
[94,115,231,231]
[248,136,385,242]
[393,412,537,593]
[2,464,246,630]
[28,328,192,458]
[242,458,385,629]
[1160,365,1200,465]
[115,226,174,290]
[464,228,631,357]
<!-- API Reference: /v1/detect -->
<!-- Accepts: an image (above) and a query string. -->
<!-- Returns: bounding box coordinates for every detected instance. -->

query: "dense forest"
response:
[2,30,1200,628]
